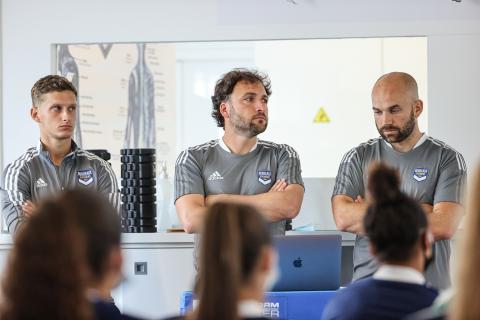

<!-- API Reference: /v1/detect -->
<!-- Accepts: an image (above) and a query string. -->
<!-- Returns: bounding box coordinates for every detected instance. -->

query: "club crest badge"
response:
[258,170,272,186]
[413,168,428,182]
[77,168,94,186]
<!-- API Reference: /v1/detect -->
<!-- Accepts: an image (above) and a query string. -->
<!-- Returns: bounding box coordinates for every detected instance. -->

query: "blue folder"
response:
[180,290,338,320]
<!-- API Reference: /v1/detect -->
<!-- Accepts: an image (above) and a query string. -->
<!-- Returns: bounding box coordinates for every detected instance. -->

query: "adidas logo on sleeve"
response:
[36,178,48,188]
[208,171,224,181]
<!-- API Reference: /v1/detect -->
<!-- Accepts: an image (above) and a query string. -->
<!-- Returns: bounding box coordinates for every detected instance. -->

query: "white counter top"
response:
[0,230,355,248]
[0,234,12,249]
[120,232,195,248]
[0,232,195,249]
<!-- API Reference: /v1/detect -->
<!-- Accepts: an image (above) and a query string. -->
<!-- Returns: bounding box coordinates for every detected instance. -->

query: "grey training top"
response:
[1,141,120,234]
[174,138,304,235]
[333,135,466,290]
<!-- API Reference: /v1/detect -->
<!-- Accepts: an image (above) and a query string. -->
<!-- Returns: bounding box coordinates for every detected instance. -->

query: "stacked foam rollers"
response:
[120,148,157,233]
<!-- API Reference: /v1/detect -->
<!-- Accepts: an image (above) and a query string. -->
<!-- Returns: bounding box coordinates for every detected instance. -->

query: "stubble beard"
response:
[377,109,416,143]
[229,108,268,138]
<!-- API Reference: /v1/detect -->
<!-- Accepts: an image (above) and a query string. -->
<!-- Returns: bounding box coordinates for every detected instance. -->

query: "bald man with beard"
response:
[332,72,466,290]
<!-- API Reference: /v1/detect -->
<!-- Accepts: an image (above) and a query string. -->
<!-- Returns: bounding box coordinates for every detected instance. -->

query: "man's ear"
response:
[219,101,229,120]
[414,99,423,118]
[31,106,40,123]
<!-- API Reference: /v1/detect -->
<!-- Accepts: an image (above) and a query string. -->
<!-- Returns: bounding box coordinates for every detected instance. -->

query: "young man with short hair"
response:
[2,75,119,234]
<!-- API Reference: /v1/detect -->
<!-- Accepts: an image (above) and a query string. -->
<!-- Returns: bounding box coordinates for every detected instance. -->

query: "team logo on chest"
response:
[413,168,428,182]
[258,170,272,186]
[77,168,95,186]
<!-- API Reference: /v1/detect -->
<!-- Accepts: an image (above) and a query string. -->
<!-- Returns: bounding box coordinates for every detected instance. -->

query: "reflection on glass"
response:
[124,43,156,148]
[57,44,82,147]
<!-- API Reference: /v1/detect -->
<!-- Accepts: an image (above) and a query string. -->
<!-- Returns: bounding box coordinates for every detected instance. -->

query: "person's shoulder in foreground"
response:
[93,299,145,320]
[322,277,438,320]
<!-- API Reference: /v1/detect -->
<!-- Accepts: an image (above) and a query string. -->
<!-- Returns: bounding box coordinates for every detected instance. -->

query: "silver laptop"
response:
[271,234,341,291]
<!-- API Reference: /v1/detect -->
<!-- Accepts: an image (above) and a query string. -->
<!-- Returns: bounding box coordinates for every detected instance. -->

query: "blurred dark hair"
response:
[192,202,272,320]
[211,68,271,128]
[0,199,92,320]
[56,189,121,283]
[364,163,427,263]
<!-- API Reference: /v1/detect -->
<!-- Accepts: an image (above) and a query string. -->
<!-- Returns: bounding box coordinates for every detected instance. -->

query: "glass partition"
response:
[54,37,427,179]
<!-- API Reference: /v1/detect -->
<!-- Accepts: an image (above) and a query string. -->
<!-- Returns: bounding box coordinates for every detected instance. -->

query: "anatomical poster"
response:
[56,43,176,179]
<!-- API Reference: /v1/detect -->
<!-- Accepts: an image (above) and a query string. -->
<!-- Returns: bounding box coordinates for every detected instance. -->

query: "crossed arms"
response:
[176,180,304,233]
[331,194,463,240]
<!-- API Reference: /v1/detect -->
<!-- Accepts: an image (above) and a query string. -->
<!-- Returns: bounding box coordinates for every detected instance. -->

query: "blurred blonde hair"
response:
[450,165,480,320]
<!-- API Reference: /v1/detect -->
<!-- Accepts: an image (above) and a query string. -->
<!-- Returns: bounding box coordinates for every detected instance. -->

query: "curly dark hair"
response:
[211,68,272,128]
[31,74,78,106]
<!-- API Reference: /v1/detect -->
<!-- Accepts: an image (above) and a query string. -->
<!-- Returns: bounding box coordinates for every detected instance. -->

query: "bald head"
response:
[372,72,419,102]
[371,72,423,147]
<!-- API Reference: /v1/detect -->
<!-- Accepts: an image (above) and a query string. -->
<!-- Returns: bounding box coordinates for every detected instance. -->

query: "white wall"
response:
[428,34,480,169]
[1,0,480,169]
[255,37,427,177]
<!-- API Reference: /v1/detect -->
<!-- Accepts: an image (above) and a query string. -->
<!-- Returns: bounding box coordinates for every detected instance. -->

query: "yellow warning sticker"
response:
[313,107,330,123]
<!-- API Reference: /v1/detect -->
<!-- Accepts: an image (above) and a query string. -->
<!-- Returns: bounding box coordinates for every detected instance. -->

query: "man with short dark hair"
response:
[1,75,119,234]
[332,72,466,290]
[174,68,304,235]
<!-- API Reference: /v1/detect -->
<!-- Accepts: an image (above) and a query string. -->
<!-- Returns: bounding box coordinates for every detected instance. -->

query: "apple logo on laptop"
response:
[293,257,303,268]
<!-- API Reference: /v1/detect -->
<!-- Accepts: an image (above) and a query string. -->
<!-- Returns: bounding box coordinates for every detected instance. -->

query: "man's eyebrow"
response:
[48,103,77,108]
[372,104,400,111]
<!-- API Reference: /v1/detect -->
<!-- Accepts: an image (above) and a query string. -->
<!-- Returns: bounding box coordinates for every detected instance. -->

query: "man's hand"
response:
[269,179,287,192]
[205,179,288,206]
[204,180,303,222]
[205,194,226,207]
[421,203,434,215]
[22,200,37,217]
[332,194,368,234]
[354,195,365,204]
[421,202,463,240]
